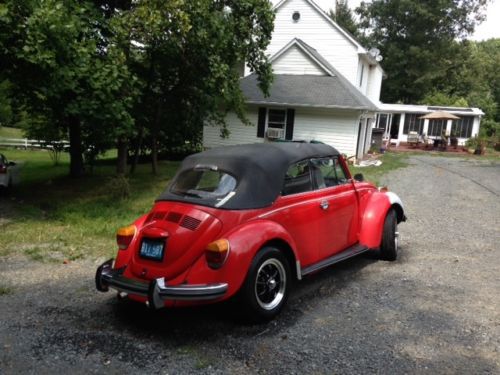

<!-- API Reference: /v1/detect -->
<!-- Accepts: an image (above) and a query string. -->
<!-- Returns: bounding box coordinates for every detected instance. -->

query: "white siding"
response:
[293,108,360,156]
[253,0,360,83]
[272,45,326,75]
[356,60,369,94]
[366,65,383,103]
[203,109,264,148]
[204,108,361,157]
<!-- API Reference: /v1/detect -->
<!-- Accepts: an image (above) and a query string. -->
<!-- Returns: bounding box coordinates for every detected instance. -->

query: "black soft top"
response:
[157,142,340,209]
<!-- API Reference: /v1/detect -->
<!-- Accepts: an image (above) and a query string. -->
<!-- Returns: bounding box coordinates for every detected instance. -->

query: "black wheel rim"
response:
[254,258,286,310]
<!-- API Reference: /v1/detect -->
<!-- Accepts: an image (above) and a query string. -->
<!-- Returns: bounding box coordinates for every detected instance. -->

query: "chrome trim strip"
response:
[296,260,302,280]
[301,243,369,276]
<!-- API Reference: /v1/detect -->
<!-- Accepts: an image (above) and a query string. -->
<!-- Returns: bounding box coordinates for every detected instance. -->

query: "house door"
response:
[390,114,400,138]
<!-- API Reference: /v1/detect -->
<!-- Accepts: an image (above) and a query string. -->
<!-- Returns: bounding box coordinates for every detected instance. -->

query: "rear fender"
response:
[114,213,149,269]
[185,220,298,299]
[359,191,404,249]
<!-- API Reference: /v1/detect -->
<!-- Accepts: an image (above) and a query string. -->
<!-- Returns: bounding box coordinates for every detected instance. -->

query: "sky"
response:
[271,0,500,41]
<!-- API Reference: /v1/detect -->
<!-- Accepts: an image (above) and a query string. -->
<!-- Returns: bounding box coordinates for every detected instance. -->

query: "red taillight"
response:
[0,165,6,174]
[205,239,230,269]
[116,225,136,250]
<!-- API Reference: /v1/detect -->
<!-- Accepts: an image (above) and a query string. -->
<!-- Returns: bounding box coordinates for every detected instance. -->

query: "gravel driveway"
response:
[1,155,499,374]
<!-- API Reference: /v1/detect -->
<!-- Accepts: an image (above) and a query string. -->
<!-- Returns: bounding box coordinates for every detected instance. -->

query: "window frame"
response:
[310,156,350,189]
[281,156,350,196]
[266,108,287,135]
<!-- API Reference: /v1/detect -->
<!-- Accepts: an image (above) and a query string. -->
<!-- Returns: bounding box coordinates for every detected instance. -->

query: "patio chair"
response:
[407,131,420,148]
[422,134,433,149]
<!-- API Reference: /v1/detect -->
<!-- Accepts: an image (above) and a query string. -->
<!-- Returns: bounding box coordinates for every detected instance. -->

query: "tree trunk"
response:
[116,137,128,175]
[151,132,158,175]
[68,117,84,178]
[129,126,144,174]
[151,103,163,175]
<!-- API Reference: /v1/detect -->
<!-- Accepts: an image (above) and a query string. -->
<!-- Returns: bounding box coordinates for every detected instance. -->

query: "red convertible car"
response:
[96,142,405,321]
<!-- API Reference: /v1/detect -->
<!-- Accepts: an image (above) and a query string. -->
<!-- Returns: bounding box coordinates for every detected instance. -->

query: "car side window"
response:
[282,160,313,196]
[311,157,349,188]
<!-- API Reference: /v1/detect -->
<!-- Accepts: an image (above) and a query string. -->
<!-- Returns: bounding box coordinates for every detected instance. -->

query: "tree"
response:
[113,0,275,174]
[1,0,137,177]
[2,0,274,177]
[329,0,359,37]
[356,0,489,104]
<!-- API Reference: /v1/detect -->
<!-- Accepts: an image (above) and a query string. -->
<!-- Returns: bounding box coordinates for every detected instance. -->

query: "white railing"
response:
[0,137,70,149]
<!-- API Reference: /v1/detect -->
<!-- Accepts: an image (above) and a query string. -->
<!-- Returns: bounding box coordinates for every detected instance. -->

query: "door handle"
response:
[320,200,329,210]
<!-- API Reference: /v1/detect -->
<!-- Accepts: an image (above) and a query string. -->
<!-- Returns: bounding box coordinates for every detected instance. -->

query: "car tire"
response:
[379,208,398,261]
[239,247,291,322]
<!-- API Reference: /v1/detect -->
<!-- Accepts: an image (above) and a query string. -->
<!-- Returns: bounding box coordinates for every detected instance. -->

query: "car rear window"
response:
[170,168,237,206]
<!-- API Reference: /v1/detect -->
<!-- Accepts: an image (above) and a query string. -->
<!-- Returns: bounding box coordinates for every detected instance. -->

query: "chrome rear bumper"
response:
[95,259,228,309]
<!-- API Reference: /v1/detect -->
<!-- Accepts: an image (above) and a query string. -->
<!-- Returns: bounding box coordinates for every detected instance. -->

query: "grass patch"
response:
[350,152,409,186]
[0,148,179,260]
[0,126,23,138]
[0,286,13,296]
[0,148,411,261]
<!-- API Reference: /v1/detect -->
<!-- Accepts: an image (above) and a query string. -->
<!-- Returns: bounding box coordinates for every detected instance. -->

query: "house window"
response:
[451,116,473,138]
[267,109,287,130]
[257,107,295,140]
[403,113,425,135]
[428,119,447,137]
[359,64,365,87]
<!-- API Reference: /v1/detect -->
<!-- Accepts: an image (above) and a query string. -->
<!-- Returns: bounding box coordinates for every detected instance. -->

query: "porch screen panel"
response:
[451,116,474,138]
[428,119,447,137]
[376,114,388,131]
[403,113,425,135]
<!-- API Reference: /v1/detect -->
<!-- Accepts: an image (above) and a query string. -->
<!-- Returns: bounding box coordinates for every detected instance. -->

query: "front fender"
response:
[185,219,298,299]
[359,191,404,249]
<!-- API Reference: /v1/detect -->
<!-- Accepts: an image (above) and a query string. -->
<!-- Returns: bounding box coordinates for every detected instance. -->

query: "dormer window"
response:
[292,11,300,22]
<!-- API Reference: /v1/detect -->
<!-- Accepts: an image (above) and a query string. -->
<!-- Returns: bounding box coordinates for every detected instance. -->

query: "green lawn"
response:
[0,148,179,261]
[0,148,409,262]
[350,152,409,186]
[0,126,23,138]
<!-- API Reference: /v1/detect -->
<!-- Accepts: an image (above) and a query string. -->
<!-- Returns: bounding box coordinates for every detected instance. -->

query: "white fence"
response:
[0,137,70,150]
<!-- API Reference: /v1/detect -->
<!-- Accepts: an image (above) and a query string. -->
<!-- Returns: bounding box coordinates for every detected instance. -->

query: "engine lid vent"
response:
[180,215,201,231]
[166,211,183,224]
[151,211,167,221]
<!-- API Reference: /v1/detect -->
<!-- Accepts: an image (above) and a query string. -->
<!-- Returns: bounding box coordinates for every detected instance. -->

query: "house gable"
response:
[272,45,327,75]
[266,0,363,84]
[270,39,334,76]
[274,0,364,51]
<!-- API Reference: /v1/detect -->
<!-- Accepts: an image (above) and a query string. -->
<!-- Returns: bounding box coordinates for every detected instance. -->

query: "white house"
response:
[203,0,482,157]
[204,0,383,159]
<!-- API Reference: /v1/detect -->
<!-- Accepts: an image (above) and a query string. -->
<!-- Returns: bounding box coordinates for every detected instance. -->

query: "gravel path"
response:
[1,155,499,374]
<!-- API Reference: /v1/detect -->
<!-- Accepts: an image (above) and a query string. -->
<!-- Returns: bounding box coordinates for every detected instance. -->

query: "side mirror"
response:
[8,161,16,167]
[353,173,364,182]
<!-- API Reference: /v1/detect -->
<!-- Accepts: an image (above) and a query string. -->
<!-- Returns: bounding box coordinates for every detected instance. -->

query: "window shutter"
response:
[257,107,266,138]
[285,109,295,140]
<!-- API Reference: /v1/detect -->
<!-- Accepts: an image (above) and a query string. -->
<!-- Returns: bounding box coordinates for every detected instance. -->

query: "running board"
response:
[301,244,370,276]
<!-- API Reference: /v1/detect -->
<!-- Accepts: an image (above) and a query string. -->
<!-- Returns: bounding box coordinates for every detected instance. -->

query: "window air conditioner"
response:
[266,128,284,139]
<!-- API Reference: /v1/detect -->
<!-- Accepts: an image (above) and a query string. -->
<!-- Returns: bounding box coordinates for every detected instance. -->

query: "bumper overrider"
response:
[95,259,228,309]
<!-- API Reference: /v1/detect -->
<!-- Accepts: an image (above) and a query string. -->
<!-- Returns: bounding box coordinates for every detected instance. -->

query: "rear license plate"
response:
[139,239,165,261]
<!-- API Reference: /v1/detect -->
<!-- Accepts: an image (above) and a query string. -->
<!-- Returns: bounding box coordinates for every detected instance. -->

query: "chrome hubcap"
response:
[255,258,286,310]
[394,229,399,251]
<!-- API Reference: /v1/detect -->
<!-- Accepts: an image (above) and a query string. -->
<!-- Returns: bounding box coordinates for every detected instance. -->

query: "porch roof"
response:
[378,103,484,116]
